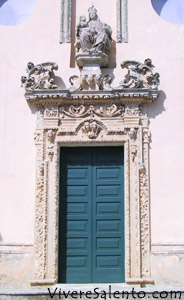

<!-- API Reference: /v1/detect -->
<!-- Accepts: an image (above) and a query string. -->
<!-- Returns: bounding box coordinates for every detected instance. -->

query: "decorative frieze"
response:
[59,104,124,119]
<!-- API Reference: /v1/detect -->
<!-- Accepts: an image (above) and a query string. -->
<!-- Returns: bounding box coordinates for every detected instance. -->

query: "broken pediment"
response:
[21,57,160,105]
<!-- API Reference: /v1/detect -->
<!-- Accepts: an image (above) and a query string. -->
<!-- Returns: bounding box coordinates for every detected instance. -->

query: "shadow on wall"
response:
[0,0,8,9]
[0,233,3,242]
[152,0,168,16]
[151,0,184,24]
[53,75,67,89]
[28,103,38,116]
[108,39,116,69]
[147,90,166,120]
[0,0,37,26]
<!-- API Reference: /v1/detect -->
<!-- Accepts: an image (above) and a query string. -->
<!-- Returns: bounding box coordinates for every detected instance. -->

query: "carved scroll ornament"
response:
[119,58,160,90]
[21,59,160,102]
[21,62,58,90]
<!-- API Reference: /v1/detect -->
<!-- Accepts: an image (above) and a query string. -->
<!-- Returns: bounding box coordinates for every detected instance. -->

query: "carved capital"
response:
[45,107,58,118]
[125,127,137,140]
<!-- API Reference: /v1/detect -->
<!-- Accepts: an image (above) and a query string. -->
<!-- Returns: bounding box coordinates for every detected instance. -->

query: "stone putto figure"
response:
[75,5,112,54]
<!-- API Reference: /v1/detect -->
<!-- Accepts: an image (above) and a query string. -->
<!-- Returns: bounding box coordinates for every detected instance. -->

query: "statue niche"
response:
[75,5,112,54]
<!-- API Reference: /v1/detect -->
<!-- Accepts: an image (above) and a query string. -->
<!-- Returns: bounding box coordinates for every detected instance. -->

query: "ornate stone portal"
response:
[21,6,160,286]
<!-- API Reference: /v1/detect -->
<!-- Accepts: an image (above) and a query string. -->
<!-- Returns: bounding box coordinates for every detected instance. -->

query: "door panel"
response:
[58,147,124,283]
[59,148,92,283]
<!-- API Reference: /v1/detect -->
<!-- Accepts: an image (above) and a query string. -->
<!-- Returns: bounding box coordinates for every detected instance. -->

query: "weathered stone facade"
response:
[1,0,184,298]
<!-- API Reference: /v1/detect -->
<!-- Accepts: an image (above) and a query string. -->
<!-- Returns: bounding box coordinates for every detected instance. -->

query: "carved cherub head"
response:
[84,121,90,132]
[47,129,54,141]
[79,15,87,28]
[91,121,97,131]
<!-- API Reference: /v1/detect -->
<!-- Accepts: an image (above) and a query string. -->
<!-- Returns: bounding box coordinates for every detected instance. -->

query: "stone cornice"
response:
[24,88,159,105]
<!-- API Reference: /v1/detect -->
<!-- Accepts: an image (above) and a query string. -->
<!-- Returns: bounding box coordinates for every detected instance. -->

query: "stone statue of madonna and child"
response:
[75,5,112,55]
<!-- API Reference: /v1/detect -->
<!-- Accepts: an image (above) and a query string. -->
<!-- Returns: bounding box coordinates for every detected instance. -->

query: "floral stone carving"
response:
[21,62,58,90]
[119,58,160,90]
[75,5,112,55]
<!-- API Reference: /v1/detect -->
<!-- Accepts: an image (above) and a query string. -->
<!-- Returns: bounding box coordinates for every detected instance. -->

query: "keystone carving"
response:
[119,58,160,90]
[21,62,58,90]
[82,120,101,139]
[75,5,112,54]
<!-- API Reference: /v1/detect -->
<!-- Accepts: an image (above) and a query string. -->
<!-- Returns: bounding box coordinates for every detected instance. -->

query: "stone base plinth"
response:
[75,53,108,68]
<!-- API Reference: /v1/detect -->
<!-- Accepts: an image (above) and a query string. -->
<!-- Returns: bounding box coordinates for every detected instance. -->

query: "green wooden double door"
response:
[58,147,125,283]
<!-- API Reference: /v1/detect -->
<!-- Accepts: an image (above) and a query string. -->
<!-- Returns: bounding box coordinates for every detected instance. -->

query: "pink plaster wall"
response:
[0,0,184,248]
